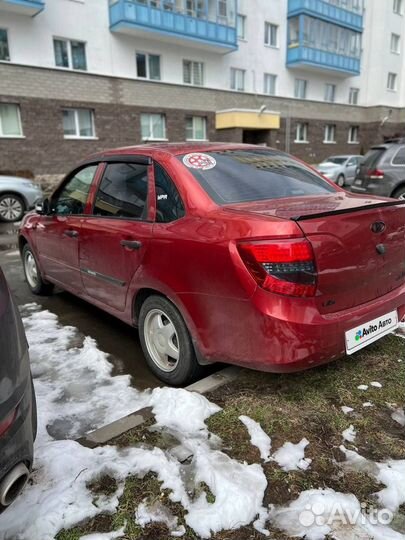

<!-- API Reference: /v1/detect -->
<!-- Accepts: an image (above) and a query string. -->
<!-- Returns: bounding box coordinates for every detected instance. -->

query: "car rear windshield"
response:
[362,148,386,169]
[178,149,335,204]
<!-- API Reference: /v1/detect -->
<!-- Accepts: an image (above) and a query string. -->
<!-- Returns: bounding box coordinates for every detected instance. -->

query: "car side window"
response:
[392,146,405,166]
[347,158,356,166]
[155,163,185,223]
[53,165,97,215]
[93,162,148,219]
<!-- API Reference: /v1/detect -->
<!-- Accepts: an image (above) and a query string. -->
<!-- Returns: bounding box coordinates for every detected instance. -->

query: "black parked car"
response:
[0,267,36,511]
[351,140,405,199]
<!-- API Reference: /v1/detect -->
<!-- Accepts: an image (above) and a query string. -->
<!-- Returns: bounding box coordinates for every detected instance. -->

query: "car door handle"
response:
[120,239,142,250]
[63,229,79,238]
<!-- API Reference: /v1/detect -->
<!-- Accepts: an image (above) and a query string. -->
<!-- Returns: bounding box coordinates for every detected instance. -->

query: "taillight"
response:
[0,408,17,438]
[237,239,317,297]
[367,169,384,180]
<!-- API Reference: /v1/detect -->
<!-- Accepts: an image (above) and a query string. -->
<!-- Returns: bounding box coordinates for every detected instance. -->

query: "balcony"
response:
[0,0,44,16]
[109,0,237,54]
[288,0,363,32]
[287,45,360,76]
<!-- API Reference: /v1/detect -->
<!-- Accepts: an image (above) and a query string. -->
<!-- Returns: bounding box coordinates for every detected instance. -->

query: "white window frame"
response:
[387,72,398,91]
[391,33,401,53]
[294,78,307,99]
[349,87,359,105]
[264,73,277,96]
[237,14,246,40]
[140,113,167,141]
[183,59,204,86]
[295,122,308,143]
[0,103,24,138]
[264,22,278,47]
[54,37,87,71]
[185,116,207,141]
[62,108,96,140]
[394,0,403,14]
[136,51,161,80]
[348,125,360,144]
[324,83,336,103]
[230,67,245,91]
[324,124,336,144]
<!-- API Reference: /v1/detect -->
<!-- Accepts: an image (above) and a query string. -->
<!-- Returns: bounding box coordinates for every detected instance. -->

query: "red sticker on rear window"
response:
[183,153,217,171]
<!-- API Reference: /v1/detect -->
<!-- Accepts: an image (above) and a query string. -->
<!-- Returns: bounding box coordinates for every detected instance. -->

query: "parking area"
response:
[0,222,160,391]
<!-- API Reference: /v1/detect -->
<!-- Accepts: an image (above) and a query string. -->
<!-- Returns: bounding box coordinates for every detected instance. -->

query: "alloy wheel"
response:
[143,308,180,373]
[0,196,23,222]
[24,250,39,289]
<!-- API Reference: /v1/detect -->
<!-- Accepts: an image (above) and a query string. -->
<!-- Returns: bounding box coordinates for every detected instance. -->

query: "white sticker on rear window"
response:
[183,153,217,171]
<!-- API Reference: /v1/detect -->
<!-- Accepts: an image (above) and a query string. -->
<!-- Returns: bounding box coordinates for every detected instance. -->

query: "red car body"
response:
[19,143,405,376]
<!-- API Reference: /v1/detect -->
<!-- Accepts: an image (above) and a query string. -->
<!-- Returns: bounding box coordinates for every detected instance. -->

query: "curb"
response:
[77,366,241,448]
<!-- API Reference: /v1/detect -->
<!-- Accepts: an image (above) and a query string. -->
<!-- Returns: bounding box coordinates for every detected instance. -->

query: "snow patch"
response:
[391,407,405,427]
[135,501,185,537]
[341,406,354,415]
[239,415,272,462]
[271,438,312,472]
[370,381,383,388]
[79,528,126,540]
[357,384,368,391]
[342,425,357,443]
[363,402,374,408]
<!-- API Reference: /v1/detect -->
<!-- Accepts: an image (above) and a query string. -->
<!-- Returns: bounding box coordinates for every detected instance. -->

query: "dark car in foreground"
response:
[18,143,405,385]
[0,268,36,511]
[351,140,405,199]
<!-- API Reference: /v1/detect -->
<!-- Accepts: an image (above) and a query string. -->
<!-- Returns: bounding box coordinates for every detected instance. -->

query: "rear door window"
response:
[178,149,335,205]
[93,162,148,219]
[392,146,405,165]
[154,163,185,222]
[362,148,386,169]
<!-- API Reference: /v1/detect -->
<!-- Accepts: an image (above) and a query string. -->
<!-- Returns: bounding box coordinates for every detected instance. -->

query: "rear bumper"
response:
[183,283,405,373]
[351,180,392,197]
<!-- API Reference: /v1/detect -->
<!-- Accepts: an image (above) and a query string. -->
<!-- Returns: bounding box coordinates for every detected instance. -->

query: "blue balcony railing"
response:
[109,0,237,52]
[0,0,45,15]
[287,45,360,75]
[288,0,363,31]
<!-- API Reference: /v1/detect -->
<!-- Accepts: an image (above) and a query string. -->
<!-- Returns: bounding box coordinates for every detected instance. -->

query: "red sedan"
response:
[19,144,405,385]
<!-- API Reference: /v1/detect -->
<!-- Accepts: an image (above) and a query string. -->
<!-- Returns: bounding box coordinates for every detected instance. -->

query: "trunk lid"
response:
[227,194,405,313]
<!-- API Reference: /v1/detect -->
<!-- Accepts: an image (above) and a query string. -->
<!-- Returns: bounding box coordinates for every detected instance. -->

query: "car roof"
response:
[326,155,361,159]
[81,142,271,163]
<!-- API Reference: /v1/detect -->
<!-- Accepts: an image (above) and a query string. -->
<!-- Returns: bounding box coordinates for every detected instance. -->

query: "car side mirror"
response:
[36,198,51,215]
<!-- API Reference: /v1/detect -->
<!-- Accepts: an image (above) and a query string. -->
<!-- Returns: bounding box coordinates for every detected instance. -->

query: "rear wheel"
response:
[392,186,405,200]
[22,244,54,296]
[336,175,345,187]
[0,193,25,223]
[138,295,203,386]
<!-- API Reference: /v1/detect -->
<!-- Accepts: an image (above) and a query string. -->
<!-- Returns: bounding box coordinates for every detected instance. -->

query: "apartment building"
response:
[0,0,404,181]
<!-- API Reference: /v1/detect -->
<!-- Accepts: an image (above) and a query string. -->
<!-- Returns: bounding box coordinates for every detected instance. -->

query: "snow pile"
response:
[342,425,357,443]
[357,384,369,391]
[80,529,125,540]
[340,446,405,512]
[391,407,405,427]
[370,381,383,388]
[341,406,354,415]
[270,488,405,540]
[239,415,272,462]
[271,438,312,472]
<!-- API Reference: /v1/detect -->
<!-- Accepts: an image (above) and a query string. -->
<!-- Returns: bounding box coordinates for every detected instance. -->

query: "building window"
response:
[391,33,401,53]
[387,72,398,90]
[230,68,245,91]
[0,104,23,137]
[348,125,359,143]
[294,78,307,99]
[54,38,87,70]
[183,60,204,86]
[264,73,277,96]
[140,113,166,141]
[264,22,278,47]
[186,116,207,141]
[0,29,10,62]
[295,122,308,143]
[237,14,246,40]
[394,0,403,14]
[136,53,161,80]
[324,124,336,143]
[63,109,95,139]
[349,87,359,105]
[324,83,336,103]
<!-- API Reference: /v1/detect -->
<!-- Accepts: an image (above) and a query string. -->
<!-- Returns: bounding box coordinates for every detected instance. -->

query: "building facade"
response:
[0,0,404,183]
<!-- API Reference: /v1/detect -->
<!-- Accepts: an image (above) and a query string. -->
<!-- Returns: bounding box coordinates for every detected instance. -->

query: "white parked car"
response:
[0,176,43,223]
[316,155,363,187]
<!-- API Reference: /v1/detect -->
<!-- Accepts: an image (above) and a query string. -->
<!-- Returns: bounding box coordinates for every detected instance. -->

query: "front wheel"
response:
[22,244,54,296]
[336,175,345,187]
[392,186,405,200]
[0,193,25,223]
[138,295,203,386]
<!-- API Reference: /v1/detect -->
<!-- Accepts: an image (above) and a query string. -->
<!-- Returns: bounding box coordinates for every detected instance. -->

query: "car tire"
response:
[138,295,204,386]
[22,244,54,296]
[336,175,345,187]
[392,186,405,200]
[0,193,26,223]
